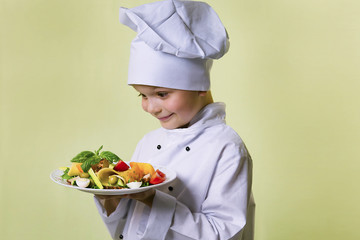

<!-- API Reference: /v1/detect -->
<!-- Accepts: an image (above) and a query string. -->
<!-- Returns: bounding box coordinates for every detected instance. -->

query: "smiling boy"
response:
[94,1,255,239]
[134,85,213,129]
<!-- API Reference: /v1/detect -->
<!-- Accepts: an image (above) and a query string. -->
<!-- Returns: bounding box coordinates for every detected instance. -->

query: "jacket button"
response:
[119,234,123,239]
[168,186,173,191]
[185,146,190,151]
[157,145,161,150]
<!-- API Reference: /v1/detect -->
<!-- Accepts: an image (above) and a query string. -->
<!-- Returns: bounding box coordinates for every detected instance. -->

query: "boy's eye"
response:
[157,92,168,97]
[138,93,147,98]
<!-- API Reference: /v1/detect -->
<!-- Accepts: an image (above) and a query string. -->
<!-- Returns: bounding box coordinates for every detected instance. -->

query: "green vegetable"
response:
[100,151,120,163]
[80,155,100,173]
[88,168,103,189]
[61,168,72,180]
[117,179,128,188]
[70,151,95,163]
[70,145,121,172]
[109,175,118,185]
[79,172,90,178]
[141,181,150,187]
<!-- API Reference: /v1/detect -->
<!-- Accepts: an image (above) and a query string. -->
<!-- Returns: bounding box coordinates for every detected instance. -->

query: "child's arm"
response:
[122,189,156,208]
[93,196,133,239]
[95,195,123,216]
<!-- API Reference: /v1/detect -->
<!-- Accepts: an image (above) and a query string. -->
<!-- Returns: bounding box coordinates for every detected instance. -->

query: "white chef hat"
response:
[119,0,229,91]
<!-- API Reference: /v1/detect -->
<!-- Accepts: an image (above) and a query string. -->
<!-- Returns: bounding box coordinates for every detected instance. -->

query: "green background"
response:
[1,0,359,239]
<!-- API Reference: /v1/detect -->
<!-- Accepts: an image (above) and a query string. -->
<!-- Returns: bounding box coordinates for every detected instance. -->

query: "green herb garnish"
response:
[70,145,121,172]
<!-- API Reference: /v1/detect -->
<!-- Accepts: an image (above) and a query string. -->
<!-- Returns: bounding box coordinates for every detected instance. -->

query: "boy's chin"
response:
[160,122,190,130]
[160,123,177,130]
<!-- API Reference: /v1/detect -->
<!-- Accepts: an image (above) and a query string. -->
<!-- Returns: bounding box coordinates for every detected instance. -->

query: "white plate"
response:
[50,166,176,195]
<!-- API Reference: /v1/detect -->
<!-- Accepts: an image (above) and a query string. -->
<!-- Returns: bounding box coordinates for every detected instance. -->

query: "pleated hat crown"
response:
[119,0,229,90]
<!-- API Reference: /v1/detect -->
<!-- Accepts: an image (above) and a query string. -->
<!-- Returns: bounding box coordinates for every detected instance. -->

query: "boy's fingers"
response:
[95,194,124,200]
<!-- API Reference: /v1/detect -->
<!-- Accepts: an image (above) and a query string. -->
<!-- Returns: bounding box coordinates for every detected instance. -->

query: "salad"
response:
[60,146,166,190]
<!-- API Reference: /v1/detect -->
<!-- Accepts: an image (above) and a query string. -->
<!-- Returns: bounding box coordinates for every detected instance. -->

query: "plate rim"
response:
[50,166,176,195]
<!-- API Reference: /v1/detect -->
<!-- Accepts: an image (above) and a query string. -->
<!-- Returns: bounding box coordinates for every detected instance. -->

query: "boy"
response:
[95,0,255,239]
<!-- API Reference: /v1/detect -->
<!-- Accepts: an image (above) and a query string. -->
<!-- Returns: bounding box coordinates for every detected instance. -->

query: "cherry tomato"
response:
[113,160,129,172]
[150,169,166,185]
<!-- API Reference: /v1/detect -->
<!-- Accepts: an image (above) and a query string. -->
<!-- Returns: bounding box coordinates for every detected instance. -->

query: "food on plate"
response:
[113,160,130,171]
[97,168,133,187]
[68,163,83,177]
[75,178,90,188]
[60,146,166,190]
[130,162,156,176]
[150,169,166,185]
[88,168,103,189]
[127,182,143,189]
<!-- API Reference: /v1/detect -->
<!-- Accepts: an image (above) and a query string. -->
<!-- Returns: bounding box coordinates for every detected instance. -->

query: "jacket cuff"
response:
[142,190,176,239]
[94,196,130,219]
[94,196,131,239]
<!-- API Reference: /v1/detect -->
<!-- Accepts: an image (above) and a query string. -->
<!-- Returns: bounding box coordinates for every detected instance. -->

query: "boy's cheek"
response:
[141,102,148,112]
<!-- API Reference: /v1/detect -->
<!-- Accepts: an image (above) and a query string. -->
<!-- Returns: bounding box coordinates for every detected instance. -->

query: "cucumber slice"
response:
[88,168,103,189]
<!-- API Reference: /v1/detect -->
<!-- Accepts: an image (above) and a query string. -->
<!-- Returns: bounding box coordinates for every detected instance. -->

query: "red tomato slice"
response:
[150,169,166,185]
[113,160,129,172]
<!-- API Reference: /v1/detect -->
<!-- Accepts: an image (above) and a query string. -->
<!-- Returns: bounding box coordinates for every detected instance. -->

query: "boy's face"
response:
[133,85,207,129]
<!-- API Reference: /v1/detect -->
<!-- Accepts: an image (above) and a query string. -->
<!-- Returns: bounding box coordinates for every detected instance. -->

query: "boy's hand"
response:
[95,194,124,216]
[124,189,155,208]
[95,189,155,216]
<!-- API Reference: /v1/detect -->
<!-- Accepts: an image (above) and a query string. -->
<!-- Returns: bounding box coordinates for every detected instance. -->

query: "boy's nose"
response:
[145,100,161,115]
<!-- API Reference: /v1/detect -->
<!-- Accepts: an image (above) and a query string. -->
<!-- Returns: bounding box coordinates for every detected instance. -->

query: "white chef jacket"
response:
[94,102,255,240]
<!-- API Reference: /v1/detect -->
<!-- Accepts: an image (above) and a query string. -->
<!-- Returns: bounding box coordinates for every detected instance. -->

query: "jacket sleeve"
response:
[94,197,133,239]
[140,143,253,240]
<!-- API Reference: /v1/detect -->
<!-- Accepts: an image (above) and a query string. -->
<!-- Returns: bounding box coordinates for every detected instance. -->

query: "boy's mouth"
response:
[157,113,174,122]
